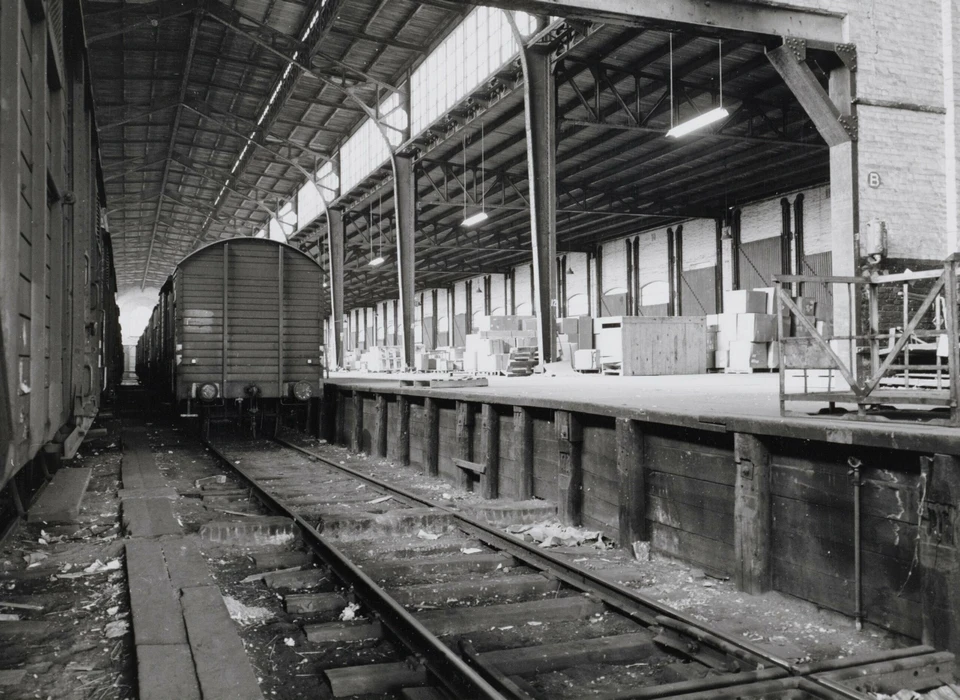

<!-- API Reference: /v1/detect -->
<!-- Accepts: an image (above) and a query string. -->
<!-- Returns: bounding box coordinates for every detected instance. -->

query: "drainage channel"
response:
[205,431,952,700]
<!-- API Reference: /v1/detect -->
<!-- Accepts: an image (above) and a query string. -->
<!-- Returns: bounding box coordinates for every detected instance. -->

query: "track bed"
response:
[202,428,954,700]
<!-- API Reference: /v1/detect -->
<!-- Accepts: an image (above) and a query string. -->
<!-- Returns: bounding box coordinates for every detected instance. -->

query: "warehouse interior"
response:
[3,0,960,696]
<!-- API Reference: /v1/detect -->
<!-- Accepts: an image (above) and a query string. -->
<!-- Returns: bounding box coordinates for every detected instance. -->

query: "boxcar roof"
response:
[178,238,322,270]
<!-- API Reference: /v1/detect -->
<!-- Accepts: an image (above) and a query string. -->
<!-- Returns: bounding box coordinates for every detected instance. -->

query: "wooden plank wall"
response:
[645,426,737,577]
[386,397,401,462]
[408,400,424,467]
[497,411,518,499]
[326,386,933,641]
[769,439,921,638]
[361,395,375,454]
[532,410,558,502]
[437,402,458,482]
[580,415,619,538]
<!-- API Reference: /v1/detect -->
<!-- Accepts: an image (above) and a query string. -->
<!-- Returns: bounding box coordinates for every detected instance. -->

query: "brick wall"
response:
[514,264,532,314]
[565,252,590,315]
[858,107,947,260]
[872,257,944,332]
[681,218,716,270]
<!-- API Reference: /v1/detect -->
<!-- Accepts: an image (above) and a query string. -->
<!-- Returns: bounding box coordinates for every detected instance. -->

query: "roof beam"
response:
[203,1,398,93]
[142,10,202,289]
[85,0,199,43]
[97,94,182,130]
[472,0,844,43]
[329,27,426,54]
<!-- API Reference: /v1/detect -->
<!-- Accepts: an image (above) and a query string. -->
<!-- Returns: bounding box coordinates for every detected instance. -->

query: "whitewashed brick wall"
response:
[601,238,628,294]
[858,106,947,259]
[566,252,590,315]
[681,219,717,270]
[488,273,507,315]
[638,230,668,306]
[514,264,533,314]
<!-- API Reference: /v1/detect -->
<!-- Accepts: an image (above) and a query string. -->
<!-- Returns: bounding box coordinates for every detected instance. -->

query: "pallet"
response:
[398,377,489,389]
[723,367,776,374]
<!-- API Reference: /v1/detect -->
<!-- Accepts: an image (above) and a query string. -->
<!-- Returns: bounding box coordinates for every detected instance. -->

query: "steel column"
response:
[327,208,345,368]
[519,45,558,364]
[394,155,417,368]
[828,66,859,357]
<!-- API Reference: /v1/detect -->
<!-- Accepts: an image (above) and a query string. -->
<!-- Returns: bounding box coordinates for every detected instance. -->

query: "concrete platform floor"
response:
[325,369,960,453]
[331,369,782,419]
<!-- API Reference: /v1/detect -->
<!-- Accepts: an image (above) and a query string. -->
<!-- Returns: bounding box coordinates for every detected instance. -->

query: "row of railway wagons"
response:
[136,238,325,436]
[0,1,123,525]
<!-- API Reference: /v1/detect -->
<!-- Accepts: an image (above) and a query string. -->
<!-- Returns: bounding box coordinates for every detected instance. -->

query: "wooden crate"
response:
[593,316,707,376]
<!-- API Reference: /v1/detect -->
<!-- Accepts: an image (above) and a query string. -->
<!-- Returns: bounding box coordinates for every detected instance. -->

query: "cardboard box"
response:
[561,317,580,337]
[706,314,720,330]
[737,313,778,342]
[559,341,579,364]
[754,287,776,314]
[724,290,766,314]
[706,330,718,353]
[728,341,768,369]
[767,342,780,369]
[714,350,729,369]
[574,349,600,371]
[577,316,594,350]
[717,313,738,347]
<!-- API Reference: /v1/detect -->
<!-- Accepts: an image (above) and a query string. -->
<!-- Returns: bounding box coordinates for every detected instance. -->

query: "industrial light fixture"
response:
[462,211,489,228]
[461,122,488,227]
[666,38,728,139]
[368,256,385,267]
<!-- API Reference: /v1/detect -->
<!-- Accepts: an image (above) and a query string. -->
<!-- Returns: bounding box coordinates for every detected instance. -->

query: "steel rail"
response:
[274,436,874,700]
[202,438,510,700]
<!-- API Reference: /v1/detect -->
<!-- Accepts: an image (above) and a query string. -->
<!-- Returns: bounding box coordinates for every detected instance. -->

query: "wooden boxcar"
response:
[0,1,122,520]
[137,238,324,434]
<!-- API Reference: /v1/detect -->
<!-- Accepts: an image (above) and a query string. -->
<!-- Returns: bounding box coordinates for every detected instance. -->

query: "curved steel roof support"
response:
[505,11,557,367]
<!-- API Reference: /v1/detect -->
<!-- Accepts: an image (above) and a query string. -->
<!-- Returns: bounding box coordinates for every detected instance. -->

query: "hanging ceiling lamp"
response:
[462,123,488,227]
[666,37,729,138]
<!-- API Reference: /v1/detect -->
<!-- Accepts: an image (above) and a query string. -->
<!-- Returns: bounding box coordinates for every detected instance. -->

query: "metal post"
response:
[512,31,557,366]
[328,208,345,368]
[945,257,960,424]
[394,155,416,368]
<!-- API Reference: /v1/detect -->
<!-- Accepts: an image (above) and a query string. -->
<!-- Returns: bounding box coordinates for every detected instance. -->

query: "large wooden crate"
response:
[594,316,707,376]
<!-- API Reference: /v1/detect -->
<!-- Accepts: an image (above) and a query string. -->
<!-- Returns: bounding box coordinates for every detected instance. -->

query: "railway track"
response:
[203,430,952,700]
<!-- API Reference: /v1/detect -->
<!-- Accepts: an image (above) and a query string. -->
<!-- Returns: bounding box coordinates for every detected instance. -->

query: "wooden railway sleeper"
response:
[458,639,539,700]
[203,438,510,700]
[272,437,907,700]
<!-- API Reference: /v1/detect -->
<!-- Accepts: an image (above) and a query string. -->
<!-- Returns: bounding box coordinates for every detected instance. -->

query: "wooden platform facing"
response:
[318,371,960,658]
[326,371,960,455]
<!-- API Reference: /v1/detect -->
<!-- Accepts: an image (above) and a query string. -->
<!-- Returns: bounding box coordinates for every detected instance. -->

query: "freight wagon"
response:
[0,1,122,527]
[137,238,324,436]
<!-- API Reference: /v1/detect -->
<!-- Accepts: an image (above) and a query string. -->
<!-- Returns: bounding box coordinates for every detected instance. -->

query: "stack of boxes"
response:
[413,347,465,372]
[358,346,403,372]
[710,290,783,372]
[463,315,537,373]
[556,315,600,370]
